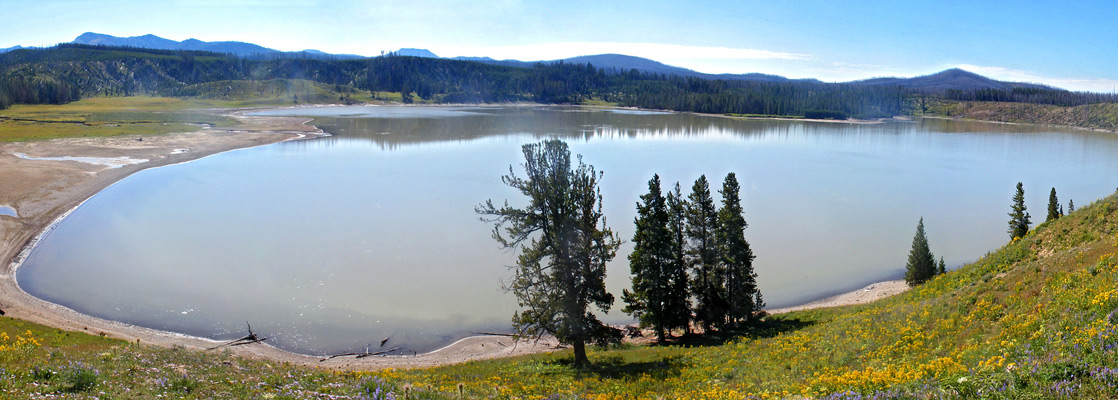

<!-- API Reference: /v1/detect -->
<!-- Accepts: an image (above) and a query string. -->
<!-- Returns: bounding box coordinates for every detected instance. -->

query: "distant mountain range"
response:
[0,33,1060,92]
[67,32,366,60]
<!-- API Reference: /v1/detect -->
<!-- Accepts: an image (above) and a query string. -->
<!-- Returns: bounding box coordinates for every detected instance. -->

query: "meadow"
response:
[0,81,378,141]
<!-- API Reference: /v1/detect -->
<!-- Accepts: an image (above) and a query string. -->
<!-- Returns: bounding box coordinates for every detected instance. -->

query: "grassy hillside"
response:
[395,193,1118,398]
[930,101,1118,132]
[3,193,1117,398]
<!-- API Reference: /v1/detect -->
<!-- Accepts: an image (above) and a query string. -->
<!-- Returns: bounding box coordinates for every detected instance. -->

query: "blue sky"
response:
[3,0,1117,91]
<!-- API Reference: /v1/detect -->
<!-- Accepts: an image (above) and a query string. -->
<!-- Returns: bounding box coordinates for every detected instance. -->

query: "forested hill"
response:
[852,68,1051,92]
[1,44,1115,119]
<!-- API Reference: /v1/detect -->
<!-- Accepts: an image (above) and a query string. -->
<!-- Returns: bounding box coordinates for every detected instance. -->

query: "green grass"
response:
[580,99,621,107]
[0,97,239,141]
[0,317,425,399]
[0,83,383,141]
[176,79,379,106]
[2,192,1117,398]
[725,113,804,119]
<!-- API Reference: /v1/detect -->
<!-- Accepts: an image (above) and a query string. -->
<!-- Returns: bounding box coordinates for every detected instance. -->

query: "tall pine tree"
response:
[1008,182,1031,240]
[1047,187,1060,222]
[904,217,936,286]
[717,173,759,328]
[686,175,727,333]
[622,175,690,343]
[664,182,693,335]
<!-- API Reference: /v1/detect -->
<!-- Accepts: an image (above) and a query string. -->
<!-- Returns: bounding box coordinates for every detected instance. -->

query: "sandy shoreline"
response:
[765,280,909,315]
[0,104,906,370]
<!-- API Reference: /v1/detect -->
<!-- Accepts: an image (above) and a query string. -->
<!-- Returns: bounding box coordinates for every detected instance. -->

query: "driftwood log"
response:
[208,322,267,350]
[320,346,400,362]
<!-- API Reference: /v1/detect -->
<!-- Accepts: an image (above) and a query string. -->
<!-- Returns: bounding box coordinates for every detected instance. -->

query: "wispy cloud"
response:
[433,42,812,64]
[172,0,322,6]
[954,64,1118,93]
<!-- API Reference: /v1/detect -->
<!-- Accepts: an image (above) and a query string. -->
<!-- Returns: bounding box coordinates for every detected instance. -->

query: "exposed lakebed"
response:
[17,106,1118,356]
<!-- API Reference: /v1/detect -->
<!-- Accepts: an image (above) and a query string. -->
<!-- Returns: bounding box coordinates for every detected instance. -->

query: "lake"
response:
[17,105,1118,356]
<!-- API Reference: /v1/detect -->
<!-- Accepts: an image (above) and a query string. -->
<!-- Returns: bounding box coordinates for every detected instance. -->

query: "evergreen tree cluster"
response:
[613,76,910,118]
[1006,183,1077,241]
[481,142,767,365]
[944,87,1118,107]
[0,75,81,108]
[623,173,762,340]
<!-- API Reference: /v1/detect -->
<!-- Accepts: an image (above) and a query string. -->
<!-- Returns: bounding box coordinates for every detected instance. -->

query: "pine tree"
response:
[1069,199,1075,213]
[477,140,621,367]
[1007,182,1031,240]
[717,173,759,327]
[937,257,946,275]
[622,175,689,343]
[686,175,727,333]
[905,217,937,286]
[1047,187,1060,222]
[664,182,693,335]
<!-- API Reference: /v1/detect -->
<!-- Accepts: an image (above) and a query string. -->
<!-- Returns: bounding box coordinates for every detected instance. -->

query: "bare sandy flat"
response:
[766,280,909,315]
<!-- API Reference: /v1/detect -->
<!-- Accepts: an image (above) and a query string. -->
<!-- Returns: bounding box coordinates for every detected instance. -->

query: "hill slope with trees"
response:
[4,44,1116,123]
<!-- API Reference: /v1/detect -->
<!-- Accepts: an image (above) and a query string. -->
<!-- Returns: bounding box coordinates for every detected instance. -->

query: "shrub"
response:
[168,375,199,393]
[61,363,98,393]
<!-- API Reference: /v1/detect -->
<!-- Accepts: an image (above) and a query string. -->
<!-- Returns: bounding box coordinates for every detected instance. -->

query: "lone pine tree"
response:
[477,140,621,367]
[905,217,937,287]
[1047,187,1060,222]
[1008,182,1032,240]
